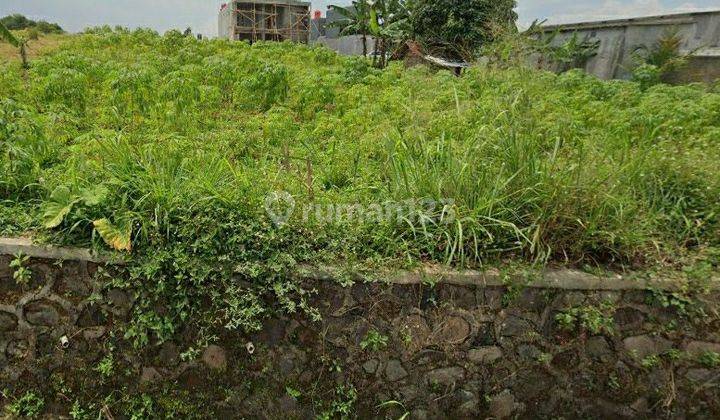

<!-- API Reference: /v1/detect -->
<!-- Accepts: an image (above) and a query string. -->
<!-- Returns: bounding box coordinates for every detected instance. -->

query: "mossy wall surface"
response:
[1,253,720,418]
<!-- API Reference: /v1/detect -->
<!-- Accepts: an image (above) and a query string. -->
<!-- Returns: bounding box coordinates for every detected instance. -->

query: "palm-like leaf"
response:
[328,4,357,20]
[0,21,20,47]
[328,1,372,35]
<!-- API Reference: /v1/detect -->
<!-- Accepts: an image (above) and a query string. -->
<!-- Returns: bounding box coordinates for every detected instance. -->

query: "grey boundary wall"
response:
[538,10,720,83]
[1,237,720,418]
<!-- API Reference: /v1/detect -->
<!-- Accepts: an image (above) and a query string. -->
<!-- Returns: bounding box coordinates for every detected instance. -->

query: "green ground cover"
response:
[1,28,718,341]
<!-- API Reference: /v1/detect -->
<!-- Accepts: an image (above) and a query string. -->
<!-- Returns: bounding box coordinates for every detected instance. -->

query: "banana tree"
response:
[367,0,409,68]
[328,0,372,57]
[0,22,29,69]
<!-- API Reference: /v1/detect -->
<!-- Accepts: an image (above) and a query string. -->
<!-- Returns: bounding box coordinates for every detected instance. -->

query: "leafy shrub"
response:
[240,62,289,111]
[632,64,661,90]
[6,390,45,418]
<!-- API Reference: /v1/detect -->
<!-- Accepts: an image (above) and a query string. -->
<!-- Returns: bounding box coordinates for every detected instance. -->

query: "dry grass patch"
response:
[0,31,67,63]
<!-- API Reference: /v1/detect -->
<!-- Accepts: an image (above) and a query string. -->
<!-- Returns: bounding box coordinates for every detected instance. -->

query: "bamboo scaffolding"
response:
[231,1,309,43]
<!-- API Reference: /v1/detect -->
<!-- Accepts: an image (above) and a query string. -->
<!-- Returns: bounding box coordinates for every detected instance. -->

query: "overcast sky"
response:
[1,0,718,37]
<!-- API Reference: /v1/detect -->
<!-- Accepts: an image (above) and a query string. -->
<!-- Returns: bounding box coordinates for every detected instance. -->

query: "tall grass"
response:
[0,28,718,269]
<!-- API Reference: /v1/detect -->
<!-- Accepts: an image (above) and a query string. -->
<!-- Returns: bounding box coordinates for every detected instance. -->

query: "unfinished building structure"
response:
[218,0,311,43]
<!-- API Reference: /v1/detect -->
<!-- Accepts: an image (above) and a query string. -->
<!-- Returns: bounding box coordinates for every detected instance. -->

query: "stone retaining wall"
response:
[1,242,719,418]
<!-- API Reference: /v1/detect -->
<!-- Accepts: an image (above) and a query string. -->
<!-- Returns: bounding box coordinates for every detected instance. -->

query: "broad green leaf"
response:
[93,218,132,252]
[80,185,109,206]
[369,8,381,36]
[41,186,78,228]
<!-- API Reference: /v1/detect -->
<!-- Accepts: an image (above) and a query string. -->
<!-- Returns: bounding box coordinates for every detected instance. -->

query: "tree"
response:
[367,0,410,68]
[0,14,34,30]
[328,0,409,68]
[328,1,372,57]
[0,14,63,33]
[0,21,30,69]
[408,0,518,60]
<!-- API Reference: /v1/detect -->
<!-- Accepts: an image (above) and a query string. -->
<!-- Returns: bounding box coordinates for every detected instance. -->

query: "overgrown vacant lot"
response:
[1,29,719,339]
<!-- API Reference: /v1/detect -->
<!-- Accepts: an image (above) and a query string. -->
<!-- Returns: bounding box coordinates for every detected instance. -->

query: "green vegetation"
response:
[632,28,692,87]
[699,351,720,368]
[361,329,389,351]
[318,385,358,419]
[0,14,63,34]
[10,251,31,285]
[5,390,45,418]
[409,0,518,59]
[0,28,719,351]
[556,301,616,335]
[330,0,410,67]
[0,21,30,68]
[328,1,372,57]
[330,0,518,63]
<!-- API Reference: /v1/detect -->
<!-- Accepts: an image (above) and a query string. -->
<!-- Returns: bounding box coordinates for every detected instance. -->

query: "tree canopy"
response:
[408,0,517,58]
[0,14,63,34]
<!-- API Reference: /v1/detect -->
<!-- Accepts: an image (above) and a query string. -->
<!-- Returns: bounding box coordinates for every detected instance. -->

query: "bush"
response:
[409,0,518,59]
[0,14,63,33]
[632,63,662,90]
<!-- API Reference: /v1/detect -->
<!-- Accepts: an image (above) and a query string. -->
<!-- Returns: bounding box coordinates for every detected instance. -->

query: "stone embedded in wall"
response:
[384,359,408,382]
[586,336,614,362]
[514,288,550,313]
[55,262,93,298]
[425,366,465,387]
[362,359,379,374]
[202,345,227,371]
[483,288,505,309]
[82,326,107,340]
[0,311,18,331]
[437,284,478,308]
[499,315,535,339]
[517,344,542,362]
[431,313,472,347]
[563,291,587,307]
[468,346,503,364]
[140,366,163,384]
[392,313,431,355]
[277,347,307,376]
[614,307,646,331]
[157,341,180,368]
[551,348,579,369]
[454,388,480,416]
[6,338,29,360]
[512,369,554,400]
[24,300,62,326]
[0,255,12,278]
[685,341,720,357]
[76,304,106,327]
[685,368,717,382]
[105,288,133,318]
[622,335,674,360]
[489,390,518,419]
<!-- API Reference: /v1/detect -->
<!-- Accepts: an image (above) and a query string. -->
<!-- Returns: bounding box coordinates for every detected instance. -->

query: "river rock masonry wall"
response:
[1,240,720,418]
